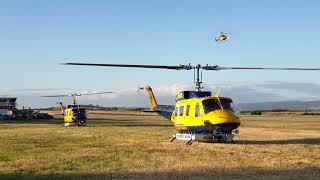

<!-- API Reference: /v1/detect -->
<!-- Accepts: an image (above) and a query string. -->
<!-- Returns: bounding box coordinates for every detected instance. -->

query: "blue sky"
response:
[1,0,320,108]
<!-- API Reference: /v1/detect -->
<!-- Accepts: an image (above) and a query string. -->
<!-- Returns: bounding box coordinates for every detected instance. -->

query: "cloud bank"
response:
[1,81,320,108]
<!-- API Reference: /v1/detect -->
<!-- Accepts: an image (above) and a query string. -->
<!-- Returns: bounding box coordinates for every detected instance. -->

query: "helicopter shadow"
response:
[1,166,319,179]
[236,138,320,145]
[0,118,64,125]
[0,118,171,127]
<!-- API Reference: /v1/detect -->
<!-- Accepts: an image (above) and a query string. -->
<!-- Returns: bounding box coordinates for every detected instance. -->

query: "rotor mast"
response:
[72,95,77,105]
[194,64,203,92]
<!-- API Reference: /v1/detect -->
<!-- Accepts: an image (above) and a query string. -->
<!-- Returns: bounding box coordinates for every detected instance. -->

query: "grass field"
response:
[0,111,319,179]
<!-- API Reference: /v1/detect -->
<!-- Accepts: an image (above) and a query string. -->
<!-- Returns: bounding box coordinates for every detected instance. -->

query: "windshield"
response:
[202,99,234,114]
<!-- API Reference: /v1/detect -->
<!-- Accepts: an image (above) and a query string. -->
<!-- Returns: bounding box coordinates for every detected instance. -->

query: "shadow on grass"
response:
[0,119,64,125]
[1,167,319,180]
[0,118,171,127]
[237,138,320,145]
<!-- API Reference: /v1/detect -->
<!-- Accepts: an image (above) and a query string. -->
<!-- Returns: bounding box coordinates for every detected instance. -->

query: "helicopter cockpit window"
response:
[178,106,184,116]
[174,107,178,116]
[202,99,234,114]
[221,99,234,111]
[195,103,200,117]
[186,105,190,116]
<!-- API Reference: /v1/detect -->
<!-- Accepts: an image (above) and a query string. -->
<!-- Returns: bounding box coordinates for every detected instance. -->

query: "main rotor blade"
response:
[42,95,70,97]
[204,66,320,71]
[80,92,114,96]
[42,91,114,97]
[63,63,320,71]
[62,63,192,70]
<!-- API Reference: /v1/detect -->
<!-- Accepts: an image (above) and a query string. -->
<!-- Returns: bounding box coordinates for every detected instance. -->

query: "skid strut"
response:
[186,139,193,146]
[171,130,239,144]
[170,135,176,142]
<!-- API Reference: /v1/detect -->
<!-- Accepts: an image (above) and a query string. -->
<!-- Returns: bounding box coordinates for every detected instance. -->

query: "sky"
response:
[1,0,320,108]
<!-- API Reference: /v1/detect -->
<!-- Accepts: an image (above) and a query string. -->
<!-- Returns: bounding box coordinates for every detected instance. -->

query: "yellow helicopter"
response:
[215,32,230,42]
[62,63,320,144]
[43,91,113,126]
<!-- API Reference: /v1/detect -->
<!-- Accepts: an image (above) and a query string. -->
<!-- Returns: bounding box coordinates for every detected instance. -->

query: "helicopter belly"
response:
[183,123,239,133]
[186,126,208,132]
[214,123,240,132]
[174,120,239,133]
[174,124,209,132]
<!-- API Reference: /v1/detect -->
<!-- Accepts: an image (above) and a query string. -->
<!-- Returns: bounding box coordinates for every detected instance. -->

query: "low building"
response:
[0,97,17,116]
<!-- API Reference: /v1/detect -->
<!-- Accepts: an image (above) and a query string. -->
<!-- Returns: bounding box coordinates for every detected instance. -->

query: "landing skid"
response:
[64,123,77,127]
[170,130,239,145]
[64,122,87,127]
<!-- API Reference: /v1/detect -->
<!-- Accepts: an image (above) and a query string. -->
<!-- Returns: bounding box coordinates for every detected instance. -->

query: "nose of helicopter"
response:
[205,110,240,133]
[207,109,240,124]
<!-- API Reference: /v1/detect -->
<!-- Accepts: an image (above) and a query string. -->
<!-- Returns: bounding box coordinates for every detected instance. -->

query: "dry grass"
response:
[0,111,319,179]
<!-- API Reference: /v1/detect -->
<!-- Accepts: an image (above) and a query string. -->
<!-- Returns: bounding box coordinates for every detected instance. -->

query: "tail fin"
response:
[139,85,174,120]
[139,86,158,111]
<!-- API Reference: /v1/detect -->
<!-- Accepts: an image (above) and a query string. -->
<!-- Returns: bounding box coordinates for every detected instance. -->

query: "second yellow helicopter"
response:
[43,92,113,126]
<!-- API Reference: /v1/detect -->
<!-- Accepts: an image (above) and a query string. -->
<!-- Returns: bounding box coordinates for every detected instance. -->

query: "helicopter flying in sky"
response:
[61,62,320,144]
[43,91,113,126]
[215,32,230,42]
